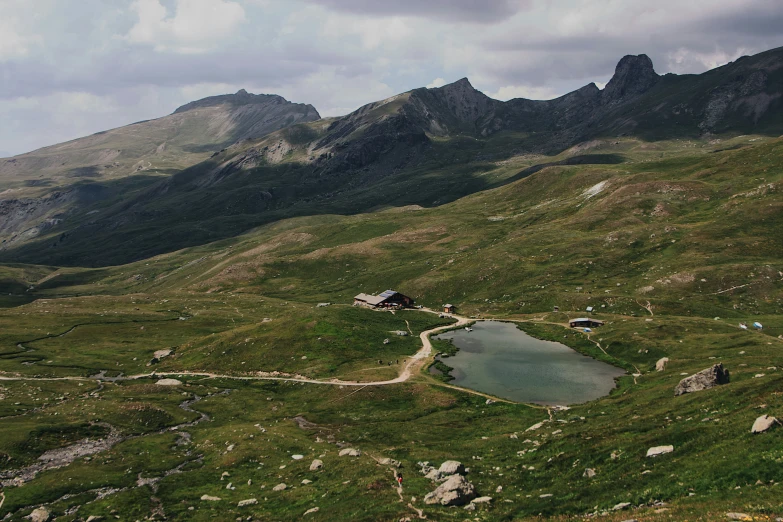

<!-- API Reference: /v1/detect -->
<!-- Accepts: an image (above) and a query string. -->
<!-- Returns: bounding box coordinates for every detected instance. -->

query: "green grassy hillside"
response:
[0,134,781,520]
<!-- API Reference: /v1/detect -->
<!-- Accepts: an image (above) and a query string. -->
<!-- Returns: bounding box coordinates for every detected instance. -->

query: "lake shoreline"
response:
[433,320,626,405]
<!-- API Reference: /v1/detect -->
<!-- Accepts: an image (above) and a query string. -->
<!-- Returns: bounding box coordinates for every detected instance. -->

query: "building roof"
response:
[378,289,398,299]
[569,318,604,323]
[444,304,454,307]
[354,293,387,305]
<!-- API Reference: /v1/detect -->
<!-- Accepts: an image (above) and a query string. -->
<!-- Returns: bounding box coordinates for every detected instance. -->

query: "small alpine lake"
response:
[433,321,625,405]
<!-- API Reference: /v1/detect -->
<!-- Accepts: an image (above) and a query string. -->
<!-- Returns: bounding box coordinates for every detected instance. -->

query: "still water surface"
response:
[434,321,625,405]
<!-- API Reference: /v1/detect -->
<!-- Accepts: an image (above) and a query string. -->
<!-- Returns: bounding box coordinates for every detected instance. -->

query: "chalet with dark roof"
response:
[354,290,414,309]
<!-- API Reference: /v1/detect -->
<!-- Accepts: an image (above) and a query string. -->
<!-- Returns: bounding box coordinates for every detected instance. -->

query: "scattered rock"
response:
[540,493,553,498]
[272,483,287,491]
[613,502,631,510]
[302,479,312,485]
[751,415,780,434]
[425,468,445,481]
[238,498,258,507]
[726,513,752,521]
[438,460,465,476]
[526,421,547,432]
[379,457,401,468]
[200,495,221,501]
[292,454,304,460]
[424,474,477,506]
[85,517,103,522]
[153,349,173,359]
[304,507,319,515]
[464,503,476,511]
[338,448,361,457]
[309,459,323,470]
[646,445,674,457]
[155,378,183,386]
[28,507,51,522]
[674,364,729,396]
[584,468,597,478]
[656,357,669,371]
[473,496,492,504]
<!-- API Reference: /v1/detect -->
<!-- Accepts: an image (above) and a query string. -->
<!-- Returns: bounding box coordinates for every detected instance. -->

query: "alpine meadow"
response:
[1,3,782,521]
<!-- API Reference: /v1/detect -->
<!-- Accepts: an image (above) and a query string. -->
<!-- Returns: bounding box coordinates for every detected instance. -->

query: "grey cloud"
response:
[3,0,783,156]
[695,0,783,36]
[0,50,320,100]
[468,2,783,92]
[297,0,531,23]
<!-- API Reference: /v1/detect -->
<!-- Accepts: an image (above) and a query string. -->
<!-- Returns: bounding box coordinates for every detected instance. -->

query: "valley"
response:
[0,48,782,521]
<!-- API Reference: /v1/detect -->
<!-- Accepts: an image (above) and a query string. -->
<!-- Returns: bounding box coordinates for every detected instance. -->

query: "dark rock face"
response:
[602,54,660,103]
[674,363,730,396]
[429,78,496,126]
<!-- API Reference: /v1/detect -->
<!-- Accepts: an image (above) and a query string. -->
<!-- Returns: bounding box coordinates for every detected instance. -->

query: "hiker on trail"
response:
[396,474,403,486]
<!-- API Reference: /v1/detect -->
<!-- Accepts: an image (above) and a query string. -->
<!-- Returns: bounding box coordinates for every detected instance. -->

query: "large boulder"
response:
[646,445,674,457]
[424,474,477,506]
[28,508,50,522]
[309,459,323,471]
[674,364,729,396]
[438,460,465,476]
[751,415,780,434]
[338,448,361,457]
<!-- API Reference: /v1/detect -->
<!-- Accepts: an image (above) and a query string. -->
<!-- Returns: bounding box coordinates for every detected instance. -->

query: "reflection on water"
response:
[435,321,625,405]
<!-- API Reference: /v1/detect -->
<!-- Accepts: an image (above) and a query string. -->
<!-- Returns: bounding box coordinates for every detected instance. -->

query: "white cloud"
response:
[0,15,38,61]
[486,84,560,101]
[666,46,747,74]
[126,0,246,53]
[426,78,447,88]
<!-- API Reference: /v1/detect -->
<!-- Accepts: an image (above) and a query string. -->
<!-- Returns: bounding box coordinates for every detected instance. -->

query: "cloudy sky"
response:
[1,0,782,157]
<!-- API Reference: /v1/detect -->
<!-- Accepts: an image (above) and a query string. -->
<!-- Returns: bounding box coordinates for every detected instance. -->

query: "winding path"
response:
[0,309,470,389]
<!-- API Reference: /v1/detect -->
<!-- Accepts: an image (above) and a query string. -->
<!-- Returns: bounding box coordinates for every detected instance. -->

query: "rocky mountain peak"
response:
[428,77,494,124]
[602,54,659,103]
[173,90,291,114]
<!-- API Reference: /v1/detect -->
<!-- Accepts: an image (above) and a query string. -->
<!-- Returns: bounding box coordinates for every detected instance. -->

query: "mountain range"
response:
[1,46,782,266]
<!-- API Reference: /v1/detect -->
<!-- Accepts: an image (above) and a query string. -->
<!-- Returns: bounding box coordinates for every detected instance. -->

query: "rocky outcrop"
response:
[155,378,183,386]
[646,445,674,457]
[338,448,361,457]
[601,54,659,104]
[28,507,51,522]
[173,89,321,129]
[420,460,466,482]
[438,460,466,476]
[675,364,730,396]
[751,415,780,433]
[424,474,477,506]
